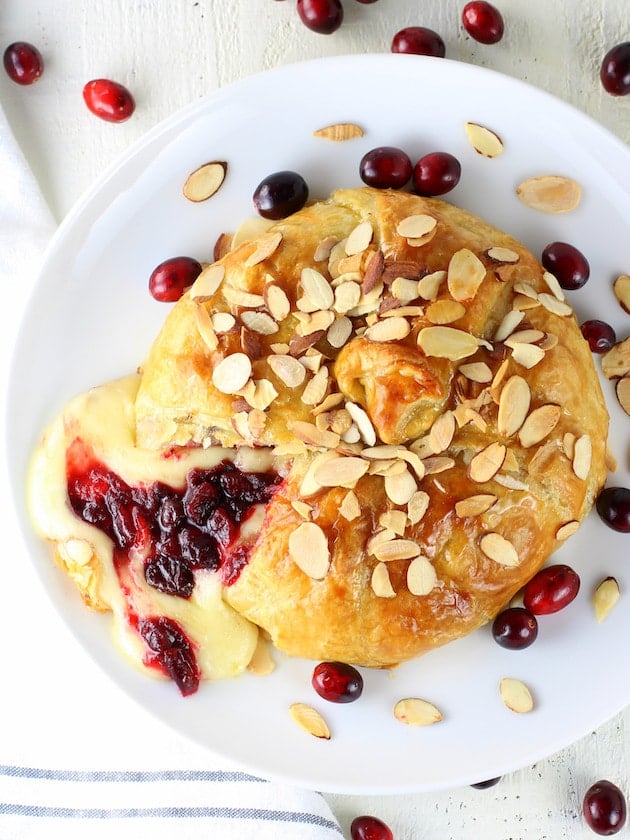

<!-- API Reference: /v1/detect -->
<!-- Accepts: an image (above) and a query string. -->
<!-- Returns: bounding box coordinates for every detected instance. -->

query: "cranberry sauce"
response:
[65,438,279,694]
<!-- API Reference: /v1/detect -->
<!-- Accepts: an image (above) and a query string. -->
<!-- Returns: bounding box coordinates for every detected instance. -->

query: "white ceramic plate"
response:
[7,54,630,794]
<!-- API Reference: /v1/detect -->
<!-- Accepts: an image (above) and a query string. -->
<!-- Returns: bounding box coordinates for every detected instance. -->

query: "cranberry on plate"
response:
[359,146,413,189]
[541,241,590,290]
[412,151,461,196]
[253,170,309,219]
[83,78,136,123]
[581,320,616,354]
[312,661,364,703]
[522,564,580,615]
[3,41,44,85]
[149,256,203,302]
[596,487,630,533]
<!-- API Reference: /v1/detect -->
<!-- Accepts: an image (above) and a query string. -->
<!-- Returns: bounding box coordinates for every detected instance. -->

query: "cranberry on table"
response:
[391,26,446,58]
[350,815,394,840]
[312,661,364,703]
[492,607,538,650]
[83,78,135,122]
[296,0,343,34]
[3,41,44,85]
[600,42,630,96]
[581,320,617,354]
[359,146,412,189]
[596,487,630,533]
[461,1,505,45]
[522,564,580,615]
[412,151,461,196]
[541,241,590,290]
[253,170,309,219]
[583,780,627,835]
[149,256,203,302]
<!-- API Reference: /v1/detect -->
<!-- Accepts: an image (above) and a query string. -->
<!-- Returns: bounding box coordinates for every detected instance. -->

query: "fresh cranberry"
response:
[391,26,446,57]
[138,616,200,696]
[462,1,504,45]
[83,78,135,123]
[312,661,364,703]
[149,256,202,302]
[492,607,538,650]
[583,780,627,835]
[471,777,502,789]
[600,43,630,96]
[541,242,590,290]
[350,815,394,840]
[596,487,630,533]
[296,0,343,34]
[581,319,616,354]
[253,170,309,219]
[412,152,461,196]
[522,564,580,615]
[3,41,44,84]
[359,146,412,189]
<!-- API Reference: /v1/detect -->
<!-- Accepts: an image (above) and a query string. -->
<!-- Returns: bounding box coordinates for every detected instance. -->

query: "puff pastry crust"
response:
[133,187,608,668]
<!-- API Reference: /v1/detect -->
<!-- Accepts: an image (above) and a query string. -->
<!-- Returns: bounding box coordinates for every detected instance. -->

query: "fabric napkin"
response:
[0,104,344,839]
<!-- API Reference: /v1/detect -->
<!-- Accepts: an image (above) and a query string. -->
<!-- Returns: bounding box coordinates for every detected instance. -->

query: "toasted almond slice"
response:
[500,677,534,713]
[373,539,421,562]
[384,468,417,505]
[194,304,219,351]
[247,636,276,676]
[516,175,581,214]
[447,248,486,301]
[212,352,252,394]
[183,160,227,202]
[299,267,335,311]
[459,362,493,383]
[311,392,345,415]
[212,311,237,334]
[426,299,467,325]
[232,216,274,249]
[455,494,498,517]
[313,455,370,488]
[313,236,338,263]
[301,366,329,407]
[365,316,411,343]
[345,221,373,256]
[379,509,408,536]
[371,562,396,598]
[480,532,519,566]
[361,445,400,460]
[223,287,266,309]
[345,401,377,446]
[407,555,438,595]
[245,378,278,411]
[417,270,446,301]
[417,326,479,360]
[313,122,364,141]
[333,281,362,315]
[511,342,546,369]
[487,246,519,263]
[214,232,233,261]
[498,375,531,437]
[264,284,291,321]
[288,522,330,579]
[429,411,456,454]
[468,442,506,483]
[245,232,283,267]
[326,316,353,349]
[391,277,420,302]
[538,292,573,317]
[573,434,592,480]
[616,377,630,415]
[268,354,307,388]
[407,490,430,525]
[396,213,437,240]
[422,455,455,475]
[593,576,620,623]
[494,473,529,491]
[494,309,526,342]
[542,271,566,302]
[556,520,580,541]
[291,421,340,450]
[504,329,545,347]
[189,263,226,301]
[291,500,313,520]
[464,122,504,158]
[240,310,279,335]
[339,490,361,521]
[518,404,561,448]
[602,337,630,379]
[394,697,442,726]
[289,703,331,739]
[513,294,542,312]
[614,274,630,314]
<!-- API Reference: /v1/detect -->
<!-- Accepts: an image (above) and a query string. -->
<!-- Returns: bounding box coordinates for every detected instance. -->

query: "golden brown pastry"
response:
[133,186,608,668]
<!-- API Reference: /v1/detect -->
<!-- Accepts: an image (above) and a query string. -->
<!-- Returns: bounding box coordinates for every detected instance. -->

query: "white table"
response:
[2,1,629,837]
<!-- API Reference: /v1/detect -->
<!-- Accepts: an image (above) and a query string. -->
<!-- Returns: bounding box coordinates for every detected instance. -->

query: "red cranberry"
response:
[139,616,200,696]
[583,780,627,835]
[600,43,630,96]
[462,1,504,45]
[296,0,343,34]
[492,607,538,650]
[83,78,135,123]
[596,487,630,533]
[541,241,590,290]
[253,170,309,219]
[412,152,461,196]
[391,26,446,57]
[471,776,502,789]
[359,146,412,189]
[3,41,44,85]
[522,564,580,615]
[312,661,364,703]
[350,815,394,840]
[581,320,617,354]
[149,256,202,302]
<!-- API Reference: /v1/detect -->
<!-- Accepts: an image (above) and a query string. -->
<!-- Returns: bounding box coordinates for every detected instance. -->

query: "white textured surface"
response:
[1,1,630,837]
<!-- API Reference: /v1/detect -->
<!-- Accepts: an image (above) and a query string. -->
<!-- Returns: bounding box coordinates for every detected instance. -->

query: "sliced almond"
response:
[468,442,506,483]
[223,287,266,309]
[480,532,519,566]
[299,267,335,311]
[190,264,226,302]
[593,576,620,623]
[289,703,331,739]
[499,677,534,713]
[429,411,456,454]
[504,329,545,347]
[542,271,566,302]
[313,455,370,488]
[301,366,329,407]
[327,316,353,349]
[212,311,237,333]
[614,274,630,314]
[518,404,561,448]
[602,338,630,379]
[406,490,429,525]
[194,304,219,351]
[365,316,411,343]
[240,310,279,335]
[487,246,519,263]
[407,555,438,595]
[417,326,479,360]
[384,468,417,505]
[538,293,573,317]
[373,539,421,562]
[455,494,497,518]
[494,309,525,342]
[426,299,467,325]
[313,122,364,141]
[516,175,581,214]
[212,352,252,394]
[244,378,278,411]
[371,562,396,598]
[291,421,340,450]
[511,342,546,369]
[396,214,437,240]
[379,509,408,536]
[213,232,233,261]
[393,698,442,726]
[288,522,330,579]
[345,401,377,446]
[616,377,630,415]
[556,520,580,541]
[498,375,531,437]
[291,500,313,520]
[464,122,504,158]
[572,434,592,480]
[339,490,361,521]
[447,248,486,301]
[417,270,446,301]
[391,277,420,302]
[345,221,373,256]
[458,362,493,383]
[183,160,227,202]
[265,284,291,321]
[422,456,455,475]
[268,354,307,388]
[245,232,283,267]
